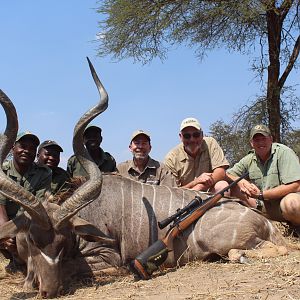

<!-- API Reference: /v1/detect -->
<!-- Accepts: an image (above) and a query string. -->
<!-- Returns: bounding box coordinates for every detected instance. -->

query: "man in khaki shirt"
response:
[164,117,229,192]
[117,130,176,187]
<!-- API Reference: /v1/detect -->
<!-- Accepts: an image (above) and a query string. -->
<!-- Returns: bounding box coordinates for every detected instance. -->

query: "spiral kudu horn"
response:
[54,58,108,229]
[0,90,50,229]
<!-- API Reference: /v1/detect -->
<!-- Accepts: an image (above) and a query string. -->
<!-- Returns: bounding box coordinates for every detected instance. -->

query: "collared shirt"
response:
[67,147,117,178]
[164,137,229,187]
[51,166,71,195]
[227,143,300,190]
[0,160,52,219]
[117,157,177,187]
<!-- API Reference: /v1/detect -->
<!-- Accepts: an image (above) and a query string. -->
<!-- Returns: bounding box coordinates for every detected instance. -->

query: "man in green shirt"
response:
[0,132,51,272]
[37,140,70,195]
[117,130,176,187]
[227,124,300,235]
[67,125,117,178]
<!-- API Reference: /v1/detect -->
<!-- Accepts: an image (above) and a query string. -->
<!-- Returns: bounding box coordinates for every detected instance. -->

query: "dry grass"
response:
[1,235,300,300]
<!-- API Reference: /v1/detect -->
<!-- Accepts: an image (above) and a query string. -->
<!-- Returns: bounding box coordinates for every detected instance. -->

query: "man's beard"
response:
[133,152,148,160]
[184,144,201,156]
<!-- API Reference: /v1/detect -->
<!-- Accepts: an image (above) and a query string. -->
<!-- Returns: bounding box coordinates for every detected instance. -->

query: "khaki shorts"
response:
[261,192,300,222]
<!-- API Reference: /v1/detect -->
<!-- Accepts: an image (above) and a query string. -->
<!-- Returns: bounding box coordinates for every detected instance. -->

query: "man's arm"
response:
[182,167,227,191]
[226,172,260,198]
[263,181,300,200]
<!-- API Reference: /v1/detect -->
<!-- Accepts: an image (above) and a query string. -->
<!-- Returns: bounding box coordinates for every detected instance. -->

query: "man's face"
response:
[13,137,37,168]
[130,135,151,160]
[84,129,102,151]
[180,126,203,156]
[250,134,273,159]
[37,146,61,169]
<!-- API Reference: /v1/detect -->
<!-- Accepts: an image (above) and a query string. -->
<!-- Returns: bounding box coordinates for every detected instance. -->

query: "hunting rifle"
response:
[131,172,249,280]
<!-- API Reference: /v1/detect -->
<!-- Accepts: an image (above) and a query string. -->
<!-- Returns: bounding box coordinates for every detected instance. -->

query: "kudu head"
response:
[0,58,112,298]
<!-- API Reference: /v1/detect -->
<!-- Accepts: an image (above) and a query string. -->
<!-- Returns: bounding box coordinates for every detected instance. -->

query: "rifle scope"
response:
[158,196,203,229]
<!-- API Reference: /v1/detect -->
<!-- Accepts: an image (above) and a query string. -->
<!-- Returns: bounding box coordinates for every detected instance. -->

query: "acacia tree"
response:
[96,0,300,142]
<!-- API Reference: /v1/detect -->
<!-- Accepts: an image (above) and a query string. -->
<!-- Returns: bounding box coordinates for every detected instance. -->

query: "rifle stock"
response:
[131,172,248,280]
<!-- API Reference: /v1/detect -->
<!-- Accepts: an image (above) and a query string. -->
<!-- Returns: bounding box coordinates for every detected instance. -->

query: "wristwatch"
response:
[256,191,264,209]
[256,199,264,209]
[258,191,264,201]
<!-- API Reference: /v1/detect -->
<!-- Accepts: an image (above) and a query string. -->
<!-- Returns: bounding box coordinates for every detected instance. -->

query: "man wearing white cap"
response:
[117,130,176,187]
[164,118,229,192]
[227,124,300,236]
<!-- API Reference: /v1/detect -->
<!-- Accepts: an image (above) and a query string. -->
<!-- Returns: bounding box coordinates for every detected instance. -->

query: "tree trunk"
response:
[266,5,283,142]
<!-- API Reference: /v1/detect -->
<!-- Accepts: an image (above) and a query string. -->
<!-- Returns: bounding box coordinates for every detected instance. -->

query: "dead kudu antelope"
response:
[0,61,287,298]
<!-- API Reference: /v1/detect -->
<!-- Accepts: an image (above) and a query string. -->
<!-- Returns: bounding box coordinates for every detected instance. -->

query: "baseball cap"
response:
[250,124,271,139]
[180,117,202,131]
[38,140,63,152]
[131,130,151,142]
[15,131,40,147]
[84,125,102,135]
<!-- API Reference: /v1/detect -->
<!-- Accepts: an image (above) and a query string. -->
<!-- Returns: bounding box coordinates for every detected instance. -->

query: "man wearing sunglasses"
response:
[164,117,229,192]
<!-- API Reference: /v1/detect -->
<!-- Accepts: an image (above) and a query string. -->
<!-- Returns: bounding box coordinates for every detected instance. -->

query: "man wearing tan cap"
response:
[67,125,117,178]
[164,117,229,192]
[227,124,300,236]
[0,132,52,273]
[37,140,70,195]
[117,130,176,187]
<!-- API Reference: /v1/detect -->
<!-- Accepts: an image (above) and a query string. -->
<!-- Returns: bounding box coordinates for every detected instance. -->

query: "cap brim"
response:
[16,134,40,146]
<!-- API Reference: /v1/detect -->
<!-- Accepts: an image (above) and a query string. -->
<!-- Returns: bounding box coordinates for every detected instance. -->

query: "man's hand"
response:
[238,179,260,198]
[194,173,215,187]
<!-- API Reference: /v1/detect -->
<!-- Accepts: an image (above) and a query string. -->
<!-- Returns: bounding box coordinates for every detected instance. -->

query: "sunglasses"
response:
[182,132,202,140]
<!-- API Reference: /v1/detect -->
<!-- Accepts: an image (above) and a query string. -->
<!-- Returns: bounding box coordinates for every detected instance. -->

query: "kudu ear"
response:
[0,214,29,242]
[71,216,117,246]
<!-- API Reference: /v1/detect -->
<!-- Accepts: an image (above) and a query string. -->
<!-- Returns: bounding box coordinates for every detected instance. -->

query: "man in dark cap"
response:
[37,140,70,195]
[67,125,117,178]
[117,130,176,187]
[227,124,300,236]
[0,132,51,272]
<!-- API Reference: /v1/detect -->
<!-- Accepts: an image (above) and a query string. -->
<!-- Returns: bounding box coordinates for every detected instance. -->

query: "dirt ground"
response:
[1,236,300,300]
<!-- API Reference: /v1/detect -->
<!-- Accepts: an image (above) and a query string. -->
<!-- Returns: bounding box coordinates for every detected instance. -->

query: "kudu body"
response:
[0,60,287,298]
[80,174,287,267]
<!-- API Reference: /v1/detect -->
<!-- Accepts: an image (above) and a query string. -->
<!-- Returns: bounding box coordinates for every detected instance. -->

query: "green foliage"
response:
[96,0,300,144]
[96,0,299,63]
[209,92,300,165]
[283,129,300,159]
[209,120,251,165]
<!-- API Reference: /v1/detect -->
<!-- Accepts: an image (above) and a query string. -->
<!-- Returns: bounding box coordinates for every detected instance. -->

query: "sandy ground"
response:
[1,237,300,300]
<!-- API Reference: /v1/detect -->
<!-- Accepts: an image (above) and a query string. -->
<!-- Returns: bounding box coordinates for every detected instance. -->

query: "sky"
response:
[0,1,299,169]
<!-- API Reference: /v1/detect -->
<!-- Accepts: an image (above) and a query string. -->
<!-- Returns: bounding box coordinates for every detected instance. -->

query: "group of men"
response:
[1,117,300,272]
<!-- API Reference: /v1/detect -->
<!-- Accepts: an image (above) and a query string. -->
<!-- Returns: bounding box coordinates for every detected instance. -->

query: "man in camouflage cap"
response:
[67,125,117,178]
[117,130,176,187]
[164,117,229,192]
[37,140,70,195]
[227,124,300,236]
[0,131,51,272]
